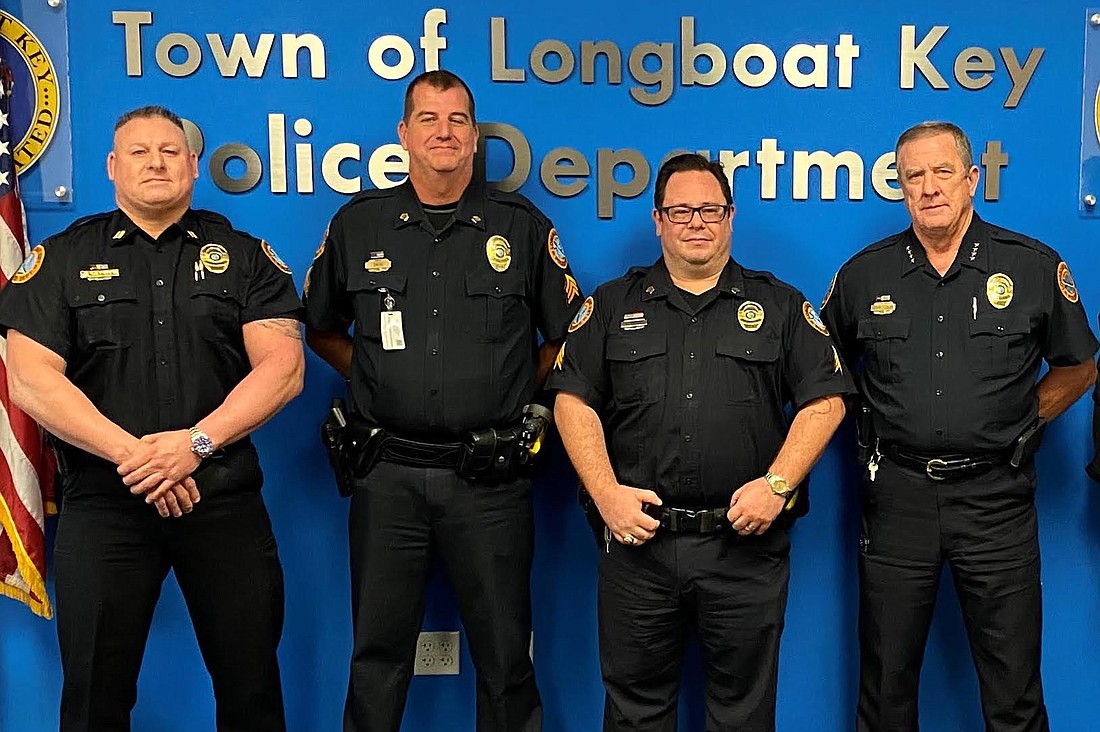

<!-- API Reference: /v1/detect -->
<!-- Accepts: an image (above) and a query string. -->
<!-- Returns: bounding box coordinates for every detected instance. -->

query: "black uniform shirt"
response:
[303,180,581,439]
[546,257,854,509]
[821,214,1099,453]
[0,208,302,456]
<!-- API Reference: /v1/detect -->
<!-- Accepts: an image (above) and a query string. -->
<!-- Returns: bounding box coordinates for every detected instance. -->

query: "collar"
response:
[900,212,990,276]
[108,209,196,246]
[639,258,746,301]
[390,180,488,231]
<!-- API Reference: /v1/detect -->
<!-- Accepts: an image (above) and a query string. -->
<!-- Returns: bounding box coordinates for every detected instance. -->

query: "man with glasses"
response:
[548,153,852,731]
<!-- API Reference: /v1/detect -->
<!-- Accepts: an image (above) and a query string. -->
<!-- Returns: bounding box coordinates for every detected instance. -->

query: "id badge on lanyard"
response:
[379,289,405,350]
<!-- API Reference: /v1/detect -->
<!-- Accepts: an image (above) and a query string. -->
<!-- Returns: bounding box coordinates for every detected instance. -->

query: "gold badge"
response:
[870,296,896,316]
[737,301,764,332]
[11,244,45,284]
[365,259,392,273]
[199,244,230,274]
[1057,261,1079,303]
[554,342,566,370]
[548,228,568,269]
[569,296,594,333]
[399,212,410,222]
[832,345,843,374]
[821,271,838,310]
[803,301,829,336]
[486,235,511,272]
[79,264,120,282]
[564,273,580,304]
[261,240,292,275]
[986,273,1013,309]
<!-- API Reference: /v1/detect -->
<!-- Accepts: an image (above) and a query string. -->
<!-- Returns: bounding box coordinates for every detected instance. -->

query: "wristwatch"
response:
[764,471,794,498]
[189,427,216,459]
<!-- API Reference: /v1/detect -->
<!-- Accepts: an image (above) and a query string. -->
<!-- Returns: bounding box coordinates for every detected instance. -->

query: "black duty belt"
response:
[643,504,729,533]
[380,435,464,469]
[882,443,1011,481]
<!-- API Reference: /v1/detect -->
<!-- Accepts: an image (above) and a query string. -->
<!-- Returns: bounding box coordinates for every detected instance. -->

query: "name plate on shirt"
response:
[381,310,406,350]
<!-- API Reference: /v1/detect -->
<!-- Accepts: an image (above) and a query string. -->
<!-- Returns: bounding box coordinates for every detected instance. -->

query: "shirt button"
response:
[431,308,439,316]
[493,286,501,294]
[935,389,943,396]
[630,349,637,356]
[996,326,1004,332]
[157,319,165,326]
[430,388,439,395]
[155,279,164,287]
[689,352,695,359]
[937,315,944,322]
[434,237,441,244]
[935,429,944,436]
[745,349,753,356]
[686,392,694,399]
[430,349,439,356]
[684,435,693,442]
[96,294,105,302]
[160,360,168,366]
[690,317,697,323]
[935,351,944,359]
[432,271,440,278]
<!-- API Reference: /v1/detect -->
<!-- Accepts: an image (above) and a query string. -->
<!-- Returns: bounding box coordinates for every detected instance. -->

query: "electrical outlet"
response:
[414,631,460,675]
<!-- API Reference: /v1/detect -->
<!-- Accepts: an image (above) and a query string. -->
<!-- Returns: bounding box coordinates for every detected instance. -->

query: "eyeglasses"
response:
[658,204,730,224]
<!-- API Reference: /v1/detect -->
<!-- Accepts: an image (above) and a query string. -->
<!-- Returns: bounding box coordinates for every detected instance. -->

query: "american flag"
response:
[0,58,56,619]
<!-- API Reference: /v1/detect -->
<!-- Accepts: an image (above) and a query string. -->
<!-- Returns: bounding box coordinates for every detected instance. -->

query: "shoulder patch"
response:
[569,296,595,333]
[1057,261,1079,303]
[548,228,568,269]
[822,271,838,310]
[262,240,293,275]
[10,244,45,284]
[803,301,830,336]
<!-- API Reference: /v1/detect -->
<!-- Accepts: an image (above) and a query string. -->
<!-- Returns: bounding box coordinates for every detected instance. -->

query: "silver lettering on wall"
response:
[210,143,263,193]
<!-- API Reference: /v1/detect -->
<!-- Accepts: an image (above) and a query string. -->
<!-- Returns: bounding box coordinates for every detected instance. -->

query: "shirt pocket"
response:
[966,312,1032,379]
[347,270,408,341]
[188,279,244,343]
[856,316,912,383]
[715,331,781,405]
[606,332,667,405]
[464,269,528,343]
[68,283,139,350]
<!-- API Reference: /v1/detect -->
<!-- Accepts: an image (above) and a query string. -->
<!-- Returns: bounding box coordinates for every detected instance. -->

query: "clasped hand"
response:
[116,430,202,518]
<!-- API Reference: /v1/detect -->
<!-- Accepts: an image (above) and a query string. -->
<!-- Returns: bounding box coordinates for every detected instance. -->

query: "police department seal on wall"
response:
[0,11,60,173]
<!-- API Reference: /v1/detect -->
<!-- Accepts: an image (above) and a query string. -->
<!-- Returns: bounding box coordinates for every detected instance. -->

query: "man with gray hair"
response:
[822,121,1097,732]
[0,105,303,731]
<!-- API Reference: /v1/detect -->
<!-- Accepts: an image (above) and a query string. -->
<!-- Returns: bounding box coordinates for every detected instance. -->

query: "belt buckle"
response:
[925,458,949,481]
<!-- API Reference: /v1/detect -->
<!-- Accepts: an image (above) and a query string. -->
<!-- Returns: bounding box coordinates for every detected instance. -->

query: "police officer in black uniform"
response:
[0,106,303,731]
[821,121,1098,732]
[303,71,580,732]
[548,153,852,732]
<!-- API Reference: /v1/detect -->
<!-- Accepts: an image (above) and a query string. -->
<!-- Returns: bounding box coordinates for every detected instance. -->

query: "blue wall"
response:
[2,2,1099,730]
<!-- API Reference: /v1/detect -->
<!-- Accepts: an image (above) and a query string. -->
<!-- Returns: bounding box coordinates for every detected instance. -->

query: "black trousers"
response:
[54,488,286,732]
[598,529,791,732]
[856,458,1048,732]
[343,461,541,732]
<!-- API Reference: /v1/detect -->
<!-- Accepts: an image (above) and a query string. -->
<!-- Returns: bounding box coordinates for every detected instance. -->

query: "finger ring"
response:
[623,534,636,545]
[746,523,757,530]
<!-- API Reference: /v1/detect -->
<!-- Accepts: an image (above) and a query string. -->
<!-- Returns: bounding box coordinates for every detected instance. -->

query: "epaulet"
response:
[191,208,232,227]
[63,211,114,233]
[334,186,395,215]
[839,230,905,269]
[985,223,1059,262]
[485,188,552,224]
[741,267,799,296]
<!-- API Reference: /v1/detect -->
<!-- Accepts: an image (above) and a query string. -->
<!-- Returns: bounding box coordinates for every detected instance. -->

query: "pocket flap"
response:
[606,332,667,362]
[857,316,911,340]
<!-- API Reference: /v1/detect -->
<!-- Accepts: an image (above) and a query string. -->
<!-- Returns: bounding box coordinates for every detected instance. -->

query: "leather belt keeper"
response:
[643,504,729,533]
[882,443,1010,481]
